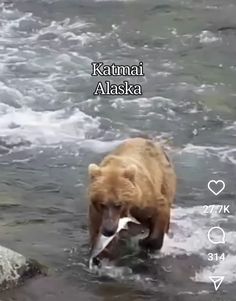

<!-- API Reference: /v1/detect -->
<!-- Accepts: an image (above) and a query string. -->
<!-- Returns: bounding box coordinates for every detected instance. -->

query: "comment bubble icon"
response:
[207,226,226,245]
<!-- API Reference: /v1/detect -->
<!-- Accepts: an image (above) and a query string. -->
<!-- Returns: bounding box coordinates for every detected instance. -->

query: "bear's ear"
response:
[88,163,101,180]
[123,164,137,182]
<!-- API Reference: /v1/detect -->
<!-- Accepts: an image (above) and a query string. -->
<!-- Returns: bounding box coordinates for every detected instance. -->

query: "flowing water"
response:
[0,0,236,300]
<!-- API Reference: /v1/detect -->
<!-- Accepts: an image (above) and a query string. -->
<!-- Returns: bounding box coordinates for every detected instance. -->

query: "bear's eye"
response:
[92,200,105,211]
[100,203,106,210]
[113,204,122,210]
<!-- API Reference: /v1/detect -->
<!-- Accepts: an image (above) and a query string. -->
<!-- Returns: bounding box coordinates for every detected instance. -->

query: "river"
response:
[0,0,236,300]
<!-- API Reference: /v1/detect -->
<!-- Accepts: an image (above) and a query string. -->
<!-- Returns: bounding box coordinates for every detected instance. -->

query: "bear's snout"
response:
[101,218,119,237]
[101,206,120,237]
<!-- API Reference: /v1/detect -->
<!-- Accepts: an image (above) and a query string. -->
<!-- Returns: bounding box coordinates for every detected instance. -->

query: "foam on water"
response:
[159,206,234,256]
[79,139,126,154]
[180,144,236,165]
[199,31,221,44]
[89,259,152,284]
[0,106,100,145]
[0,5,104,149]
[156,206,236,284]
[194,254,236,284]
[225,122,236,131]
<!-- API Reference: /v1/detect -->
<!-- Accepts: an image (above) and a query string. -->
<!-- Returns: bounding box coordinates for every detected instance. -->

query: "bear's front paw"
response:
[139,236,163,252]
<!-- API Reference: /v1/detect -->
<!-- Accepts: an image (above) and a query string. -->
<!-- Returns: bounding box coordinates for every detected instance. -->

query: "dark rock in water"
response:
[0,246,47,291]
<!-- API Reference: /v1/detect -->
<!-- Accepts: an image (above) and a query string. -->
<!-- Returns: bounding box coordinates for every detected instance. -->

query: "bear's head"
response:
[88,162,140,237]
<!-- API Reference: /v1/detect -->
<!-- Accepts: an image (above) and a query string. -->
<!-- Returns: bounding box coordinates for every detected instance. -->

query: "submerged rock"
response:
[0,245,47,291]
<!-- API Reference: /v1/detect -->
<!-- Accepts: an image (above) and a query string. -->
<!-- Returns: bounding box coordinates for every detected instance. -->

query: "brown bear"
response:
[87,137,176,254]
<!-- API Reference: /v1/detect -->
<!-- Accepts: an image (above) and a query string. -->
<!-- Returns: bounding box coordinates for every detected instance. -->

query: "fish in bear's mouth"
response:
[89,216,140,269]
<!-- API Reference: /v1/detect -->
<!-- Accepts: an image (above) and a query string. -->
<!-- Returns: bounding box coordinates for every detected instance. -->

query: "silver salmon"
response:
[89,216,140,269]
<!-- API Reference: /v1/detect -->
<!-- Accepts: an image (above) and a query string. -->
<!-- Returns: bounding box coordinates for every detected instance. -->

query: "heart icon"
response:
[207,180,225,196]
